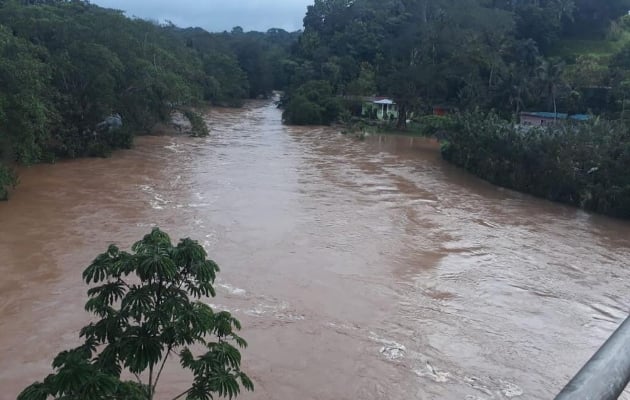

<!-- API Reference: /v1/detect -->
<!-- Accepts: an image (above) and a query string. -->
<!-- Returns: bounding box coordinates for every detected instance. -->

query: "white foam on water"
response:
[164,142,185,153]
[413,361,451,383]
[500,381,524,398]
[216,283,247,296]
[188,203,212,208]
[244,301,288,317]
[138,184,170,210]
[369,332,407,361]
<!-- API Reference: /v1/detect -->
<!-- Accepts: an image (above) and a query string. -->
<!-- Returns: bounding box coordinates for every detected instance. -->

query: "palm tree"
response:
[536,58,566,118]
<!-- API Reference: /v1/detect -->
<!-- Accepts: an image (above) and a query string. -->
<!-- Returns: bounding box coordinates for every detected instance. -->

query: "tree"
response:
[18,228,253,400]
[536,58,566,116]
[282,80,342,125]
[0,23,52,199]
[514,3,562,51]
[0,164,17,200]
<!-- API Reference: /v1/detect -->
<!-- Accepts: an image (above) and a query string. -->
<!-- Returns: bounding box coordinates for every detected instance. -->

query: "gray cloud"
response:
[92,0,313,32]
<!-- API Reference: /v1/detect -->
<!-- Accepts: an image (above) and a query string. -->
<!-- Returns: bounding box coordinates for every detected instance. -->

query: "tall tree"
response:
[536,58,566,115]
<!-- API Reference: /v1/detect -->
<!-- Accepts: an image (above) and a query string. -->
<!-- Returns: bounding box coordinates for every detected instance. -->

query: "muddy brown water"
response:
[1,100,630,400]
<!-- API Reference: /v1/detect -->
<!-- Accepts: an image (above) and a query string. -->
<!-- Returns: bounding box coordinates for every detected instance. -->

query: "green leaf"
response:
[17,382,49,400]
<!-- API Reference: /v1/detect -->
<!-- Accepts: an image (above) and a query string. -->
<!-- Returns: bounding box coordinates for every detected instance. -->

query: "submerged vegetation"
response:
[183,110,210,137]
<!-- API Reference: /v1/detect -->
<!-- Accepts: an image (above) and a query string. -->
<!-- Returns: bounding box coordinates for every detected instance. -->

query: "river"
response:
[1,100,629,400]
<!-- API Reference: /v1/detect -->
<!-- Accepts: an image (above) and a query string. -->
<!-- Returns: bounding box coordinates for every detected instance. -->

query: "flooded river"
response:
[1,100,630,399]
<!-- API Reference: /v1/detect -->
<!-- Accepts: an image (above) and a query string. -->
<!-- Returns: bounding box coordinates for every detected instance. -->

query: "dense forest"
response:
[282,0,630,125]
[0,0,298,199]
[278,0,630,218]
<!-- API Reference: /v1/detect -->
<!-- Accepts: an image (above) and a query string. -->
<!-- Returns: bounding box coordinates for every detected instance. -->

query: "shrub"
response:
[282,80,342,125]
[183,110,210,137]
[0,164,17,200]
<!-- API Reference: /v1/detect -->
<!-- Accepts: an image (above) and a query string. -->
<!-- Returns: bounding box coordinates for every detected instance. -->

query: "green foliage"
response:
[0,0,299,198]
[19,228,253,400]
[442,111,630,218]
[183,110,210,137]
[176,27,299,99]
[567,0,630,37]
[0,164,17,200]
[0,24,51,166]
[283,0,630,127]
[282,80,343,125]
[416,115,456,137]
[346,63,376,96]
[514,3,562,52]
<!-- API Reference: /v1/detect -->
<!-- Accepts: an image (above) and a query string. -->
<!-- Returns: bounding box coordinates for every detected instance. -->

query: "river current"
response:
[1,100,629,399]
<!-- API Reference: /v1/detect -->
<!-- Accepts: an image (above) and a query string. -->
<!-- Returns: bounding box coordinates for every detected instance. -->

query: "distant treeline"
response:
[0,0,298,199]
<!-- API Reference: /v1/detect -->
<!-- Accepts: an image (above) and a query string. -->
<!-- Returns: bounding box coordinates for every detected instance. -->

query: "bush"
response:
[416,115,456,137]
[282,94,324,125]
[108,126,134,149]
[282,80,342,125]
[183,110,210,137]
[0,164,17,200]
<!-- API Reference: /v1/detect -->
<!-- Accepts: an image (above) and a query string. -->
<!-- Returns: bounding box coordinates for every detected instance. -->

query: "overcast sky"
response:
[92,0,313,32]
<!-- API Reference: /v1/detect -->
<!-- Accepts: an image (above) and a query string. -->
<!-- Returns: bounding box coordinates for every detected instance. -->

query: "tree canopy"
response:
[19,228,253,400]
[281,0,630,125]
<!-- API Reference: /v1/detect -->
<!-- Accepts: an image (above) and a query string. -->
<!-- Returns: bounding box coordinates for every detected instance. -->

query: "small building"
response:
[519,112,591,126]
[362,97,399,121]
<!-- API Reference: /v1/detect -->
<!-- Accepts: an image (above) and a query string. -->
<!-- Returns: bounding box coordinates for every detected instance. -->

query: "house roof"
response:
[373,99,395,105]
[520,111,592,121]
[569,114,591,121]
[520,112,569,119]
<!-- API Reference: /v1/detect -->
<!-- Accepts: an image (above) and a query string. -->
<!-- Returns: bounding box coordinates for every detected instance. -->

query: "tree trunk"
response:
[397,104,407,129]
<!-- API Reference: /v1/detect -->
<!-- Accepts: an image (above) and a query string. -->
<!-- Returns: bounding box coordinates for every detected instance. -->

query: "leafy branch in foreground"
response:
[19,228,253,400]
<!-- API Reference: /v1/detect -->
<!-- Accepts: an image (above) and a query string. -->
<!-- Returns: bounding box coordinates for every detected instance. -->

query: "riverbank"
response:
[340,119,429,140]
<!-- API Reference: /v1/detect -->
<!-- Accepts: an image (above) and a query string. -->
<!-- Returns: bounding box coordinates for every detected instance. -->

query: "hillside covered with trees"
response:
[282,0,630,126]
[0,0,297,200]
